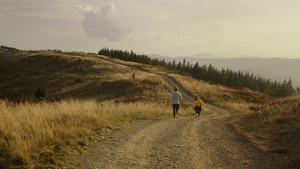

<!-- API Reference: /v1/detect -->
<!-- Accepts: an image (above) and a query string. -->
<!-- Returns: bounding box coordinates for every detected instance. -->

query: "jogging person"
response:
[193,94,204,120]
[171,86,182,120]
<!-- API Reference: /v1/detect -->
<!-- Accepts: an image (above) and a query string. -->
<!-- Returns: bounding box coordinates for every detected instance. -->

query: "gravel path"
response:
[66,56,289,168]
[66,110,287,168]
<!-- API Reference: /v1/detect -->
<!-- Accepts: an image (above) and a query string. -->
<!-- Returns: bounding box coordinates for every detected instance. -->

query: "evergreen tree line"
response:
[98,48,298,97]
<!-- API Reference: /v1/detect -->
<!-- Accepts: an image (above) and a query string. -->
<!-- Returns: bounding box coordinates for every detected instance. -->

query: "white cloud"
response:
[76,3,132,41]
[76,5,94,14]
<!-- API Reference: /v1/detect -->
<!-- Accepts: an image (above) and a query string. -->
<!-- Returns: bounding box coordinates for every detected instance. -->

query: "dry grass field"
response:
[0,47,195,168]
[1,47,299,167]
[0,99,172,167]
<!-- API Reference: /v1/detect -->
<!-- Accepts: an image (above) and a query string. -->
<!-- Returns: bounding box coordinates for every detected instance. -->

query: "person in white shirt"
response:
[171,86,182,120]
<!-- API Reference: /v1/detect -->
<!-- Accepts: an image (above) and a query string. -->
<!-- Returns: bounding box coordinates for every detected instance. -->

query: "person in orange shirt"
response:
[193,94,204,120]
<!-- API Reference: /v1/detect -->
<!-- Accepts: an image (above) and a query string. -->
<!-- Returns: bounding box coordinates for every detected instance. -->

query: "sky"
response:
[1,0,300,58]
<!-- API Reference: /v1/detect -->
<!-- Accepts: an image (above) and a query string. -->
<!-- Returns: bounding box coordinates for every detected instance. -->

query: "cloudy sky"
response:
[1,0,300,58]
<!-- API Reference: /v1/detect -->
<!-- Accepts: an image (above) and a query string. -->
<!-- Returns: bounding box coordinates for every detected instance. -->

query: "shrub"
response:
[74,77,83,83]
[35,83,48,101]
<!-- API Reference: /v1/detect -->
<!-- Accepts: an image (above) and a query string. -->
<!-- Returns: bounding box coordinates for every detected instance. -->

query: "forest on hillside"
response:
[98,48,298,97]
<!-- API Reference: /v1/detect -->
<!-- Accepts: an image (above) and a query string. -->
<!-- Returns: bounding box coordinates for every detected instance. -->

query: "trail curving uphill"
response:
[67,56,288,168]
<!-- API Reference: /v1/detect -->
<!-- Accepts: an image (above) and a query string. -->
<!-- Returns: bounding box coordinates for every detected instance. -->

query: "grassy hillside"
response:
[141,64,275,112]
[0,47,179,168]
[0,46,299,168]
[0,47,170,103]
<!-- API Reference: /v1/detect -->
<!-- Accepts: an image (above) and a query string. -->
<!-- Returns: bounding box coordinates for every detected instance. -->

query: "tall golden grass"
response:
[0,99,171,167]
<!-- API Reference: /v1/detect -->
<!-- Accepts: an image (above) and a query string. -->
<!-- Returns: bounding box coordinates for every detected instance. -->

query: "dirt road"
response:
[66,56,289,168]
[67,73,288,169]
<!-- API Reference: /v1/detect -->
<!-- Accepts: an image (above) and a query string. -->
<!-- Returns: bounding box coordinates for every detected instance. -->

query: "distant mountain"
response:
[147,54,174,62]
[148,53,221,61]
[148,54,300,88]
[237,55,263,58]
[191,53,222,59]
